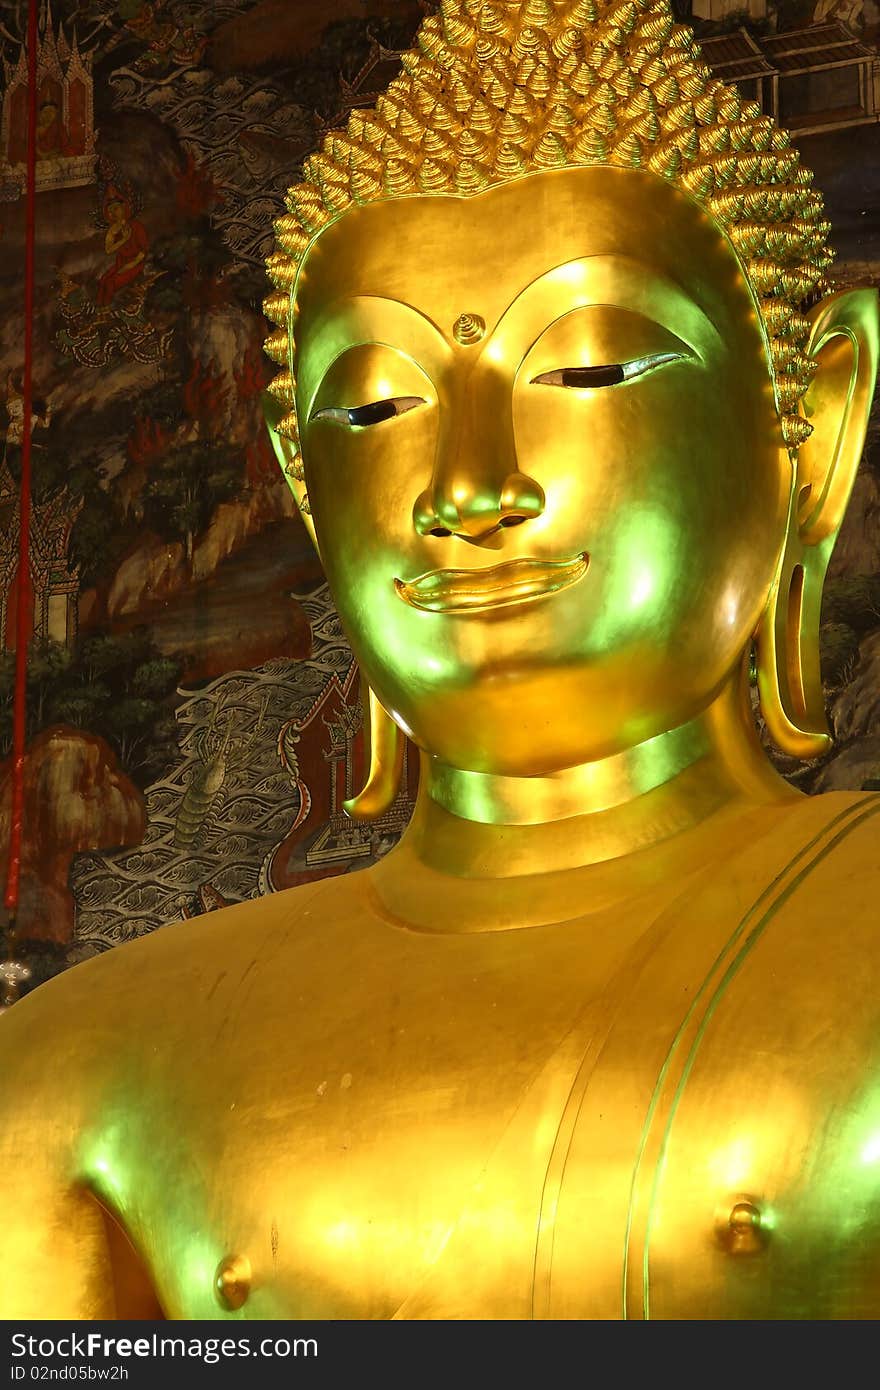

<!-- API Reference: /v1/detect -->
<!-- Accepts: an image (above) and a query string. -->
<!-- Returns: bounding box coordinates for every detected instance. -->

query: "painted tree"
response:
[141,439,242,565]
[0,631,182,787]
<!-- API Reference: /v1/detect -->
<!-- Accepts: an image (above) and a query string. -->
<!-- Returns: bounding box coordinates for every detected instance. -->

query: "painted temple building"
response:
[268,661,417,889]
[331,18,880,141]
[700,21,880,136]
[0,460,81,651]
[0,2,96,198]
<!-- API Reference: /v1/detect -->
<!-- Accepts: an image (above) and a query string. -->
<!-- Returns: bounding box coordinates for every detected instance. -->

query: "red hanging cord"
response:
[4,0,40,920]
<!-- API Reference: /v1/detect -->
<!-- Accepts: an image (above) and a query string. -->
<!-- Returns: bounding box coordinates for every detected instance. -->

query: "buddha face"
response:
[293,166,789,776]
[37,103,56,133]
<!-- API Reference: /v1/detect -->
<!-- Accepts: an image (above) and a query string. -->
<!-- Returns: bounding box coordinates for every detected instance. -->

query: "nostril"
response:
[500,472,545,521]
[428,525,453,537]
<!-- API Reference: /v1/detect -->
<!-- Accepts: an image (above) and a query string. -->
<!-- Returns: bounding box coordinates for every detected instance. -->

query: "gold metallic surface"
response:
[214,1254,251,1312]
[342,686,404,822]
[1,0,880,1323]
[394,553,589,614]
[757,289,879,756]
[721,1201,767,1257]
[264,0,832,452]
[452,312,487,345]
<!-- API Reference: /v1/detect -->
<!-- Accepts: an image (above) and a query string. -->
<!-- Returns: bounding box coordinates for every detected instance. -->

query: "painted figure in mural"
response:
[121,0,208,72]
[54,180,169,368]
[813,0,864,31]
[35,99,73,162]
[2,371,51,473]
[96,186,149,309]
[1,0,880,1321]
[3,371,27,473]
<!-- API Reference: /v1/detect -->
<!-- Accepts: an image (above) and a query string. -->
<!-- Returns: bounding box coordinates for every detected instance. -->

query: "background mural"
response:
[0,0,878,1005]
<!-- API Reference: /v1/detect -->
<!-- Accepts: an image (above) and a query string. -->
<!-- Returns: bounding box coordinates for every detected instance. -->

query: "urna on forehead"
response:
[293,166,765,350]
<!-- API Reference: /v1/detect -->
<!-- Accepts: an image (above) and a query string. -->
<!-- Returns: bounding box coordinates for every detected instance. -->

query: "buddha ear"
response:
[756,287,879,758]
[262,391,320,557]
[796,287,879,548]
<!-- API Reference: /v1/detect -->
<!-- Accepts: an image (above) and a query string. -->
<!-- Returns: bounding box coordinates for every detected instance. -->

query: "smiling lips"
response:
[394,553,590,614]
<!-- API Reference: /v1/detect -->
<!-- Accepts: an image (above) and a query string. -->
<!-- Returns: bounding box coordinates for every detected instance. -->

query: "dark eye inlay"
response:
[532,352,686,389]
[348,400,399,427]
[311,396,425,428]
[561,365,624,388]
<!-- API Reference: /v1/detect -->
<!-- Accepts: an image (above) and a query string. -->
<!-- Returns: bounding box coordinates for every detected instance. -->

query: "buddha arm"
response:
[0,1151,116,1319]
[0,985,162,1320]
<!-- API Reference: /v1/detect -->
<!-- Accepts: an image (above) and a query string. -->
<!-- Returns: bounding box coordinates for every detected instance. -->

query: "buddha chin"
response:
[2,0,880,1324]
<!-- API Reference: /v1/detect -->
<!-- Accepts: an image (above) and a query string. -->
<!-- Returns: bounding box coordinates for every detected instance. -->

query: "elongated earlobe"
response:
[344,686,405,822]
[756,497,830,760]
[756,287,879,758]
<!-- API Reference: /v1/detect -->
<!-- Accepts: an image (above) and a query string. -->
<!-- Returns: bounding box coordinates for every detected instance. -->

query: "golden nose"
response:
[414,471,545,539]
[500,472,545,518]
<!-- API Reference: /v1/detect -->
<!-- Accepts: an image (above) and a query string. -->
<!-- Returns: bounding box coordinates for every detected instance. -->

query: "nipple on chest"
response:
[214,1253,252,1310]
[716,1198,769,1257]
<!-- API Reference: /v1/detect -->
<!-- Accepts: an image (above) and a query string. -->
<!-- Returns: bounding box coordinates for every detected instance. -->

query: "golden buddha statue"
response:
[2,0,879,1322]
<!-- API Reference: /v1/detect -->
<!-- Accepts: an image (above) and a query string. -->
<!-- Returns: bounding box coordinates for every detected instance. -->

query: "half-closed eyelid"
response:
[310,396,425,428]
[531,352,689,389]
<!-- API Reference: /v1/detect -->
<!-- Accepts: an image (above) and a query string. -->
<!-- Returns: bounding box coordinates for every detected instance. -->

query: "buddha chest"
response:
[97,794,880,1319]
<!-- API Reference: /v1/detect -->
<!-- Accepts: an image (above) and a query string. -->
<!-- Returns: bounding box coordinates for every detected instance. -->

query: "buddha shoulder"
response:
[639,790,880,1320]
[658,788,880,1063]
[0,877,342,1157]
[0,876,370,1317]
[0,873,335,1059]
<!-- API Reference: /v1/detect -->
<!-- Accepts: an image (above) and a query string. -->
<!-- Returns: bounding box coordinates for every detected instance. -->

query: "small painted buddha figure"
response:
[2,0,879,1321]
[97,186,149,309]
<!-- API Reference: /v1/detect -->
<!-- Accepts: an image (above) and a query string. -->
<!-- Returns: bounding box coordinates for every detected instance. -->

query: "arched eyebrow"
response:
[487,254,720,366]
[295,296,451,421]
[295,256,719,415]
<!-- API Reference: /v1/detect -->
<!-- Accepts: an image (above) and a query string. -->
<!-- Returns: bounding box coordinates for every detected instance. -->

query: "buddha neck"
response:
[368,667,801,933]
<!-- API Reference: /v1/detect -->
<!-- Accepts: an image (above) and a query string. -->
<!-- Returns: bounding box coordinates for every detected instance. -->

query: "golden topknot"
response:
[264,0,831,461]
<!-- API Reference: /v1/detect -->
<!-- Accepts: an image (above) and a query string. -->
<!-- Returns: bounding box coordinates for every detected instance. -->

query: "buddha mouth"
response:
[394,553,590,614]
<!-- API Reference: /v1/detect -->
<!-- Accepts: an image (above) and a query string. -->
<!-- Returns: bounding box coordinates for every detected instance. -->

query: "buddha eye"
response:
[531,353,687,389]
[311,396,425,428]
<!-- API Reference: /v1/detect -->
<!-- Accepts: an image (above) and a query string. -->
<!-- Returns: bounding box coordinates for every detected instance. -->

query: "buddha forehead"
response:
[294,166,763,350]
